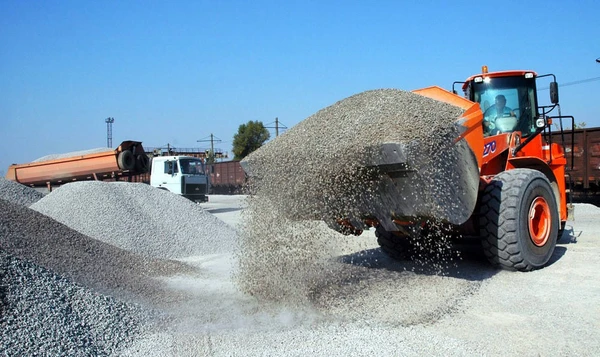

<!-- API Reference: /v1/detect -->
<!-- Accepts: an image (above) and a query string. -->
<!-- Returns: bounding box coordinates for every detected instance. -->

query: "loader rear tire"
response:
[480,169,559,271]
[117,150,135,170]
[375,226,412,260]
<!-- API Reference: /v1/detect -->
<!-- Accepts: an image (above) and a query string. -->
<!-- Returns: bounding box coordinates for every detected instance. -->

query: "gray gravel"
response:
[0,249,150,356]
[32,147,114,162]
[123,196,600,357]
[0,176,44,206]
[237,89,467,301]
[0,181,215,355]
[241,89,466,224]
[30,181,238,259]
[0,198,195,304]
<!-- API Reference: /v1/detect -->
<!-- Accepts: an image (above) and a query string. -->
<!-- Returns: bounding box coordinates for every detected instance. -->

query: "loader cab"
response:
[463,71,540,137]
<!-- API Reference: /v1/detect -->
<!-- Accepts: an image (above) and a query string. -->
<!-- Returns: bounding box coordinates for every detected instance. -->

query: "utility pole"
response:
[105,117,114,148]
[266,117,287,137]
[198,134,222,163]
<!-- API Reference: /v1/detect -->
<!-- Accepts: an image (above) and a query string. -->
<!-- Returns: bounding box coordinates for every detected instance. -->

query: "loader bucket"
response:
[413,86,485,168]
[358,86,484,231]
[241,88,484,234]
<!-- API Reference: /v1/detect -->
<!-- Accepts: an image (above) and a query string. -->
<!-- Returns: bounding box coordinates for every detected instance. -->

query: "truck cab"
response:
[150,156,210,202]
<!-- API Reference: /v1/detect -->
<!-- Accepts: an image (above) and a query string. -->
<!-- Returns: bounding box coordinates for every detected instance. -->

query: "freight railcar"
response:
[208,161,246,194]
[560,127,600,203]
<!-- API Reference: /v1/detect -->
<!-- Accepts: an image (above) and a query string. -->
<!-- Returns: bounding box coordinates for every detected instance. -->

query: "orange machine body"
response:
[414,72,568,224]
[480,132,568,221]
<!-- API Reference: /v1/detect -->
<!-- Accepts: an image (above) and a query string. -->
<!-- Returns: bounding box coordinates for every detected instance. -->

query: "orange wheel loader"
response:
[240,66,574,272]
[369,67,574,271]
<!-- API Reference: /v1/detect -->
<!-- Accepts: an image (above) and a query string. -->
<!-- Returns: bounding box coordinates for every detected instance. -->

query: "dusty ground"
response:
[123,195,600,357]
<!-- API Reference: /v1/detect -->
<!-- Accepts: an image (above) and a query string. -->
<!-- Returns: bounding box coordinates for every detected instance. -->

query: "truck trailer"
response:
[5,141,210,202]
[5,140,149,191]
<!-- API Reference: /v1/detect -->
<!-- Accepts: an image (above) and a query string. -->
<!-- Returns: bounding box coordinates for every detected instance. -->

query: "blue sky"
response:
[1,0,599,173]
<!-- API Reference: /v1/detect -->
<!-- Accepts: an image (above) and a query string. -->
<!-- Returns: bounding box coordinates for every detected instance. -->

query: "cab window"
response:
[179,158,205,175]
[471,76,537,137]
[164,161,178,174]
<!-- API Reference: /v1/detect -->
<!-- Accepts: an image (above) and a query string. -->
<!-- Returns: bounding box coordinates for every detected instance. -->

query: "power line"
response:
[197,134,222,153]
[561,76,600,87]
[265,117,288,137]
[198,134,224,161]
[539,76,600,90]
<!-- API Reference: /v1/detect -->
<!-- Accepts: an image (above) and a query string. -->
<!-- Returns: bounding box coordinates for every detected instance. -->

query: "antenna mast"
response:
[105,117,115,148]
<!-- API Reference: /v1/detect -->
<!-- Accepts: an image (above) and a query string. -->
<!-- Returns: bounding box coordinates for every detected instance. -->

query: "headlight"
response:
[536,118,546,128]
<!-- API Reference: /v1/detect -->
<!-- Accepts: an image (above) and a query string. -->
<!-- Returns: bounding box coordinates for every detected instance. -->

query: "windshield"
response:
[178,158,205,175]
[471,76,537,137]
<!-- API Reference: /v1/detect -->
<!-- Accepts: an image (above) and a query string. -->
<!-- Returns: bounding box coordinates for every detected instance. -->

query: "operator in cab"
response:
[483,94,516,135]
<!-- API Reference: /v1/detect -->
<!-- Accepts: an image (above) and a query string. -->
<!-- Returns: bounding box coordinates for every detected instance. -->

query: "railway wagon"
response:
[208,161,246,194]
[561,127,600,198]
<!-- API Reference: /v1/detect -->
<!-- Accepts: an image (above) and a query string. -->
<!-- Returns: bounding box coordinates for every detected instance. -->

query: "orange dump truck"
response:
[5,140,150,190]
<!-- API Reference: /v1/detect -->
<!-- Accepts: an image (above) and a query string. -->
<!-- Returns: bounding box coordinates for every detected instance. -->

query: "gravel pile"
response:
[30,181,238,259]
[0,198,194,303]
[242,89,467,224]
[0,181,210,354]
[0,177,44,206]
[32,147,114,162]
[237,89,468,302]
[0,249,150,356]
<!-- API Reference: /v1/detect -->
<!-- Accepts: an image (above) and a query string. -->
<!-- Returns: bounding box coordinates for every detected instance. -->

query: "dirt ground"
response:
[123,196,600,357]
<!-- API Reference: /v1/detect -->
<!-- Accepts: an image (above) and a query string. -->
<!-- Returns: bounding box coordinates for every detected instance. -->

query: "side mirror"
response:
[550,82,559,104]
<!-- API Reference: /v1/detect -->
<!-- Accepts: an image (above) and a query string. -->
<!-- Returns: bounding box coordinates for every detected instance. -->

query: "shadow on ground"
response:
[338,242,497,282]
[339,228,575,282]
[203,207,243,214]
[545,225,577,267]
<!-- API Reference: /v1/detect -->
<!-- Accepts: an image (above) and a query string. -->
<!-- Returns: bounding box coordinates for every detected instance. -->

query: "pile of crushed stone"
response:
[32,147,114,162]
[0,180,225,354]
[242,89,467,224]
[0,198,194,303]
[30,181,238,259]
[0,249,150,356]
[237,89,467,302]
[0,177,44,206]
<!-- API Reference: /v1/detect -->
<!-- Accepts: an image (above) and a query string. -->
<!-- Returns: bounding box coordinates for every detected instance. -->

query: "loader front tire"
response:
[480,169,559,271]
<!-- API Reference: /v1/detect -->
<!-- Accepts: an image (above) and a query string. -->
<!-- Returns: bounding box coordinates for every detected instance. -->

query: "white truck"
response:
[150,155,210,202]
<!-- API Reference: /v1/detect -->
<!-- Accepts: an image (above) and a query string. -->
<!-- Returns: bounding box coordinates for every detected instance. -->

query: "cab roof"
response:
[462,70,538,91]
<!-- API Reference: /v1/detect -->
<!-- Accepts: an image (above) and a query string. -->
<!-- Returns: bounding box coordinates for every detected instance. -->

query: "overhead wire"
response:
[539,76,600,90]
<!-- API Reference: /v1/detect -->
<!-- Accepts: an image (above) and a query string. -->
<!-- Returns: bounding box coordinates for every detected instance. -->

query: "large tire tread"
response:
[375,226,412,260]
[117,150,135,171]
[480,169,558,271]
